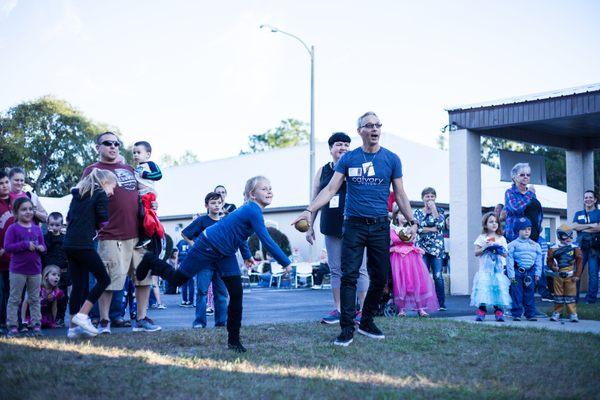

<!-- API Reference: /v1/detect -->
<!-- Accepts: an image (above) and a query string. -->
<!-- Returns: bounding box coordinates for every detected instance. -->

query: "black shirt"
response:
[222,203,237,215]
[318,162,346,238]
[524,197,543,242]
[182,215,219,241]
[63,188,109,250]
[42,233,68,269]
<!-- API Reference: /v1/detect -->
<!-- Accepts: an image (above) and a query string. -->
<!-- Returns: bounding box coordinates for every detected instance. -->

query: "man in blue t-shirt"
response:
[181,192,230,328]
[294,111,416,347]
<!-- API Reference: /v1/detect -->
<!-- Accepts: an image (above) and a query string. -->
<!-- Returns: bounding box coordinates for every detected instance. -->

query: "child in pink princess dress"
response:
[390,211,439,317]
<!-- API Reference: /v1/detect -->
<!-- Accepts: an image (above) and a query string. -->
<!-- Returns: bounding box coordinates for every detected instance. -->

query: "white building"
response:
[41,133,567,294]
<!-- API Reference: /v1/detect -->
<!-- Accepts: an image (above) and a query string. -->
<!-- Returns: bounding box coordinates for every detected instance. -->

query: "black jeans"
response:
[66,249,111,316]
[221,275,243,344]
[340,219,389,331]
[0,271,9,326]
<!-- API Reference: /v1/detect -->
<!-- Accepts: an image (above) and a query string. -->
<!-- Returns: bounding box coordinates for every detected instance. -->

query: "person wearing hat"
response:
[507,217,542,321]
[547,225,583,322]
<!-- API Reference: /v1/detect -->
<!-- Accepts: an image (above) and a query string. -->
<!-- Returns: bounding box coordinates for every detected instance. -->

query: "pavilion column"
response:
[449,129,481,295]
[566,149,594,222]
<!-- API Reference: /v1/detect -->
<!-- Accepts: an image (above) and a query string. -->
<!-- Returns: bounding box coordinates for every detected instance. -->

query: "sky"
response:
[1,0,599,162]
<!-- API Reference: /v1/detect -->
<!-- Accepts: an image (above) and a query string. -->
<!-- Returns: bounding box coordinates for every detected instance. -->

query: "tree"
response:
[242,118,309,154]
[160,150,199,167]
[480,136,569,191]
[248,227,291,258]
[0,96,108,196]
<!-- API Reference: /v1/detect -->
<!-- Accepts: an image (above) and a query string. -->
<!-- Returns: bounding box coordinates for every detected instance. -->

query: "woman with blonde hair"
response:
[136,176,291,352]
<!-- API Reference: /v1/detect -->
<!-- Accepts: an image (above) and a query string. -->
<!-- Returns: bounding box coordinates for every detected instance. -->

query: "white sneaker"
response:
[67,326,98,339]
[67,327,83,339]
[312,285,322,290]
[97,319,111,334]
[71,313,99,335]
[569,314,579,323]
[549,312,561,322]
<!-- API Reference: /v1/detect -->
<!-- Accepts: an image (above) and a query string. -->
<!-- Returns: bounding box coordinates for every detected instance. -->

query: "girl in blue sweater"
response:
[137,176,291,352]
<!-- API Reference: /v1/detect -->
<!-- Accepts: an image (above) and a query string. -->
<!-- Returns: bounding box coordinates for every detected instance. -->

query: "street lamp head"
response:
[260,24,278,33]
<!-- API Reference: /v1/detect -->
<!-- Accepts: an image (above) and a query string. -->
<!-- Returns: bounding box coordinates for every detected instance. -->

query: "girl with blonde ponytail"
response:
[136,176,291,352]
[62,168,117,339]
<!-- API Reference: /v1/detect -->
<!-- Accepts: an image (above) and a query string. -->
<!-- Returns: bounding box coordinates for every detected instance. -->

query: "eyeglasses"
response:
[101,140,120,147]
[361,123,382,129]
[518,173,531,177]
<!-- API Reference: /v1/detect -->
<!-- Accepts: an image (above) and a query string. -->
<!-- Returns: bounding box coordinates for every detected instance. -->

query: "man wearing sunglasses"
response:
[81,132,161,334]
[293,112,416,347]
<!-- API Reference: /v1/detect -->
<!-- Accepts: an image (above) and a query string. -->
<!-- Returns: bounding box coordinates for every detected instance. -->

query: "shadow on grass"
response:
[0,318,598,400]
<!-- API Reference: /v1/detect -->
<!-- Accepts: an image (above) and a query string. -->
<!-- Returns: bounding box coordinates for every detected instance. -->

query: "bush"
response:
[248,227,291,258]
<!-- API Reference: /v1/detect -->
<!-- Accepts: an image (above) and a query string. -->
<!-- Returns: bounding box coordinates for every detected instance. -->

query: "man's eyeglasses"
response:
[361,123,382,129]
[518,173,531,177]
[101,140,120,147]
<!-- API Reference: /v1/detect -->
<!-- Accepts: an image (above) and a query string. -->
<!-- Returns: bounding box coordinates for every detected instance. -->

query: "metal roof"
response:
[446,83,600,112]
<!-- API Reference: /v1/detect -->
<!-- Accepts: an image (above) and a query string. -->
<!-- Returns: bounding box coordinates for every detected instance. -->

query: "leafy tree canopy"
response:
[0,96,112,196]
[242,118,309,154]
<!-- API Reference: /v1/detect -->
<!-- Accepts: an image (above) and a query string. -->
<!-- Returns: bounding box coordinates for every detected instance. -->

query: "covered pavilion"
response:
[446,83,600,294]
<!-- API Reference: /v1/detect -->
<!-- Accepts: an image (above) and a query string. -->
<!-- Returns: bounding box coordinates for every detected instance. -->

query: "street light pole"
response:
[260,25,315,203]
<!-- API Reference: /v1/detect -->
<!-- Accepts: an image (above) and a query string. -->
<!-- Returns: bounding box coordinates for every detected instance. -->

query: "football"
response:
[397,226,413,242]
[294,219,310,233]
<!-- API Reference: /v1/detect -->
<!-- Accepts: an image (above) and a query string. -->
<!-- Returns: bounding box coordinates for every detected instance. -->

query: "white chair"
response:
[249,261,266,286]
[269,262,284,288]
[294,262,314,288]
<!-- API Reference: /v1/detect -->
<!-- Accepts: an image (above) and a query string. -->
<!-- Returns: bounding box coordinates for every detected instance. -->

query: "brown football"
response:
[398,227,413,242]
[295,219,310,233]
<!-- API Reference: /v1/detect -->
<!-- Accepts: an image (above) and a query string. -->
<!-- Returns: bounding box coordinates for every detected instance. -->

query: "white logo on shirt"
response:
[113,168,137,191]
[348,167,362,177]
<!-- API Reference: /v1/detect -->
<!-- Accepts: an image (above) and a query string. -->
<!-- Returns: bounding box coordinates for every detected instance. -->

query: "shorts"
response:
[98,238,151,290]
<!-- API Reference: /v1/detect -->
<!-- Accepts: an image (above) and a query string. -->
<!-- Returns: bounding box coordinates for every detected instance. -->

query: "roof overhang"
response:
[446,84,600,150]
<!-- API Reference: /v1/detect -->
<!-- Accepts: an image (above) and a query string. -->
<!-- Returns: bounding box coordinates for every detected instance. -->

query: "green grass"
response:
[1,318,599,400]
[538,302,600,320]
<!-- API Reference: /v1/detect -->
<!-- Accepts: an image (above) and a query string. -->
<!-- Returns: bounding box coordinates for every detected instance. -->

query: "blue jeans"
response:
[422,253,445,308]
[194,269,228,327]
[536,266,552,298]
[581,248,599,303]
[89,274,126,321]
[179,236,241,278]
[122,277,137,320]
[510,268,536,318]
[180,279,195,304]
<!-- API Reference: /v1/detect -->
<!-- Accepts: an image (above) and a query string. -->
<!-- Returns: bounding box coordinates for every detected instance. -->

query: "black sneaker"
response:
[228,341,247,353]
[334,328,354,347]
[357,320,385,340]
[135,253,154,281]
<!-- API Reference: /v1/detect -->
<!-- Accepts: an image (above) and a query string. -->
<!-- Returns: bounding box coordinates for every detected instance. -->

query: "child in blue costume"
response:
[507,217,542,321]
[137,176,291,352]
